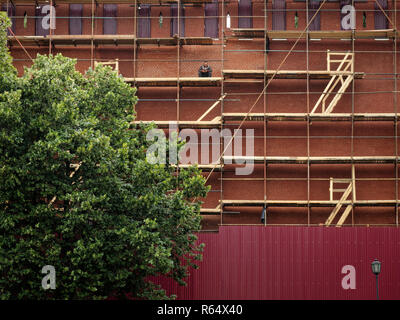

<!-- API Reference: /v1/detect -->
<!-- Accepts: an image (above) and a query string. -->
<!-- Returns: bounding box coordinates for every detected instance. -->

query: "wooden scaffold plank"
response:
[222,113,400,122]
[7,35,214,47]
[223,69,364,80]
[229,29,397,40]
[125,77,222,87]
[223,156,398,164]
[220,199,398,208]
[131,118,221,129]
[9,0,213,4]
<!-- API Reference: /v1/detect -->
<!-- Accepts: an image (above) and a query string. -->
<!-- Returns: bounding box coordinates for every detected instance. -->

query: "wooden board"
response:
[325,182,353,226]
[125,77,222,87]
[176,164,223,171]
[200,208,221,215]
[8,35,213,47]
[336,205,353,227]
[221,199,398,208]
[197,94,226,121]
[222,113,399,122]
[9,0,212,4]
[132,119,221,129]
[223,156,398,164]
[230,29,397,40]
[223,70,365,80]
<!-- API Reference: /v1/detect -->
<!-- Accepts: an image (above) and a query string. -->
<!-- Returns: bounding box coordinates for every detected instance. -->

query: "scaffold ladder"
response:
[325,165,356,227]
[311,51,354,114]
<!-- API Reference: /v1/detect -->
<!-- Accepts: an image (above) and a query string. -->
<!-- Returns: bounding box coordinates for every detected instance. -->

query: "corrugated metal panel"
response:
[153,227,400,300]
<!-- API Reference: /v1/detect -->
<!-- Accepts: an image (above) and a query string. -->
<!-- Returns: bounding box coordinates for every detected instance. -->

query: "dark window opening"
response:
[205,0,219,38]
[308,0,321,31]
[374,0,388,29]
[238,0,253,28]
[103,4,117,35]
[138,5,151,38]
[36,5,49,36]
[1,3,15,35]
[69,4,83,35]
[294,0,366,1]
[272,0,286,31]
[170,4,185,37]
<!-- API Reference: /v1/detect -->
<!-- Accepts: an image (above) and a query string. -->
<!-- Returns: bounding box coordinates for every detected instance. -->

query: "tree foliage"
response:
[0,14,209,299]
[0,12,17,92]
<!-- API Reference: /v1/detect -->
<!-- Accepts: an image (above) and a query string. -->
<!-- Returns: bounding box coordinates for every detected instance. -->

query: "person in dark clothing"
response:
[198,61,212,77]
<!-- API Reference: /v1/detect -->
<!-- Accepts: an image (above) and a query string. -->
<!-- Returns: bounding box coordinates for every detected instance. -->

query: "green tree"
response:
[0,12,17,92]
[0,15,209,299]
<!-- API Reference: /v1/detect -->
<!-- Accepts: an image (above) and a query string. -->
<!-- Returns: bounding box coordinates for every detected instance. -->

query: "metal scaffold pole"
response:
[263,0,268,226]
[306,0,310,226]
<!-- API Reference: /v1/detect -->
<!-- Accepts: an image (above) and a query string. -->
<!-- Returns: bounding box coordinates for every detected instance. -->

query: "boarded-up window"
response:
[340,0,352,30]
[272,0,286,30]
[170,4,185,37]
[69,4,83,35]
[238,0,253,28]
[138,5,151,38]
[205,0,218,38]
[36,5,49,36]
[308,0,321,31]
[374,0,388,29]
[1,3,15,35]
[103,4,117,35]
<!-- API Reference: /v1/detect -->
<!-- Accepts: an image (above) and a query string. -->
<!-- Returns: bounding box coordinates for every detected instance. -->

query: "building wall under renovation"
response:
[5,1,400,230]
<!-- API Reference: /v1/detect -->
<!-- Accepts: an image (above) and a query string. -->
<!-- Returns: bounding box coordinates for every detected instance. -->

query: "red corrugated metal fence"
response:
[154,226,400,299]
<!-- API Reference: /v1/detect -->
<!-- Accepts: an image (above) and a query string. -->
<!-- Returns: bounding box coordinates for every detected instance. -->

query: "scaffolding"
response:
[3,0,400,229]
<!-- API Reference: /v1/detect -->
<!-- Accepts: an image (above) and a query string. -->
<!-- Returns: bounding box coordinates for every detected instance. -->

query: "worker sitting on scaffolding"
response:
[198,61,212,77]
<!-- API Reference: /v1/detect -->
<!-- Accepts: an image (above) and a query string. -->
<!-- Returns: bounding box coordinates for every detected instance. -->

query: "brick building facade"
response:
[4,0,400,299]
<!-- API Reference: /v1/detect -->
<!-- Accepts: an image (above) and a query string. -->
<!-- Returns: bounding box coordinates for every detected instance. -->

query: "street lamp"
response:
[371,259,381,300]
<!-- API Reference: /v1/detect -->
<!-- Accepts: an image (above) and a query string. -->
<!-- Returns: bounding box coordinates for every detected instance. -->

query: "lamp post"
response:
[371,259,381,300]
